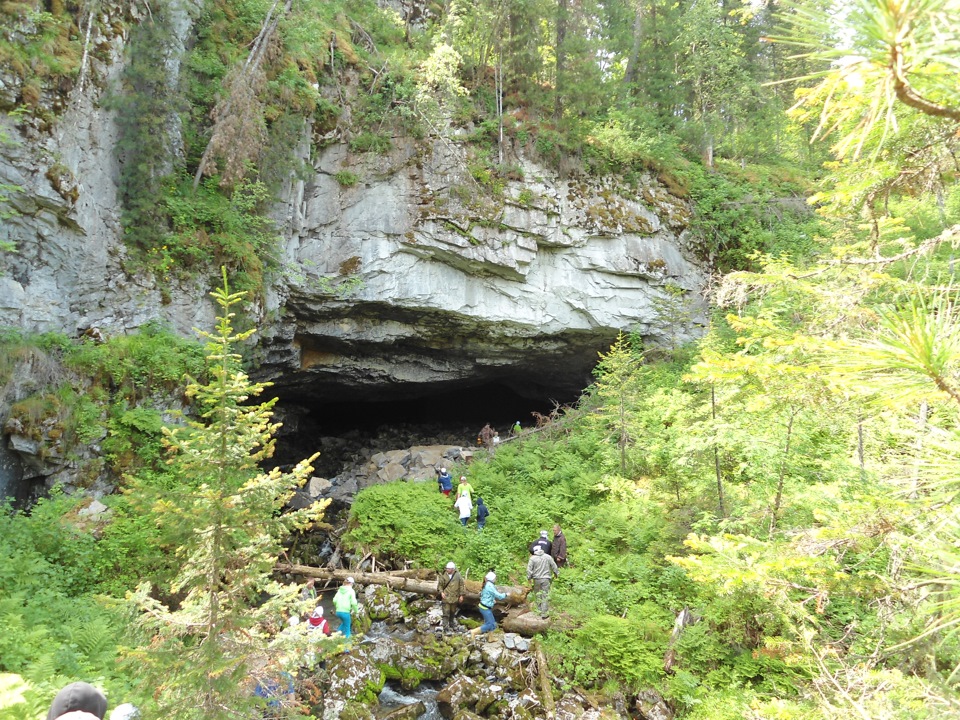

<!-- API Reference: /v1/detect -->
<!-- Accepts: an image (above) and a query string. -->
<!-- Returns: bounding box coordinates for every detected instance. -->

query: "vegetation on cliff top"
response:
[2,0,960,717]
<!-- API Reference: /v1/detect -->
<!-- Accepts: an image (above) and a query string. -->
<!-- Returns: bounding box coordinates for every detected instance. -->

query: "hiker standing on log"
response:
[438,561,465,633]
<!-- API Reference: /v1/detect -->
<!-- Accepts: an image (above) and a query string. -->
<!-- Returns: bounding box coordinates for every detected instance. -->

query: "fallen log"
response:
[534,640,556,719]
[500,610,551,636]
[276,563,529,607]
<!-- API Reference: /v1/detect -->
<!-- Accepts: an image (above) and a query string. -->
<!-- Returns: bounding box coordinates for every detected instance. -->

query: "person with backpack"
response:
[333,577,359,640]
[476,497,490,531]
[436,466,453,496]
[470,570,507,636]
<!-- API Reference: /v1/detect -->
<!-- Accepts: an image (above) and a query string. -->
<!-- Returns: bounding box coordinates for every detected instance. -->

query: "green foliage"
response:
[551,615,666,691]
[66,321,206,402]
[0,1,80,118]
[334,169,360,187]
[0,495,135,714]
[124,271,327,720]
[110,2,180,254]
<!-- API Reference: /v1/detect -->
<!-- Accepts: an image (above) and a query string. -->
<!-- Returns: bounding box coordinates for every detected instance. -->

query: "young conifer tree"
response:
[125,270,326,719]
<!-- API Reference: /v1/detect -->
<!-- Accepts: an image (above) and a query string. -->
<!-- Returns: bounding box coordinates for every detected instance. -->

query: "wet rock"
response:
[362,633,468,690]
[362,585,406,623]
[451,710,484,720]
[473,683,504,715]
[322,651,385,719]
[381,701,426,720]
[436,674,482,719]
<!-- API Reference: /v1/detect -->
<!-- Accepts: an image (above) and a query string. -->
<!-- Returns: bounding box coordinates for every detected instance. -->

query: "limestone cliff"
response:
[0,6,708,406]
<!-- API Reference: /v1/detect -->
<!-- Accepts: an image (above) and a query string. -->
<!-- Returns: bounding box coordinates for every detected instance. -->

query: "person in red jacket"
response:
[307,605,331,635]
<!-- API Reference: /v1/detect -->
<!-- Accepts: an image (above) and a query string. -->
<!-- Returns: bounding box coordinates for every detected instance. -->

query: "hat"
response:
[460,476,467,481]
[446,561,456,570]
[533,546,544,555]
[47,682,108,720]
[540,530,548,538]
[440,467,446,472]
[485,571,496,582]
[311,606,323,617]
[346,576,355,584]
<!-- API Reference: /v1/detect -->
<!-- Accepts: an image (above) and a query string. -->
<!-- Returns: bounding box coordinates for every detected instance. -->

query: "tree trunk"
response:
[712,385,725,517]
[276,563,529,607]
[769,407,796,535]
[554,0,568,117]
[622,0,644,89]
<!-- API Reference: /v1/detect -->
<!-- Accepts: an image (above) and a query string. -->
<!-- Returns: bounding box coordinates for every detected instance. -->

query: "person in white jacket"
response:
[454,492,472,527]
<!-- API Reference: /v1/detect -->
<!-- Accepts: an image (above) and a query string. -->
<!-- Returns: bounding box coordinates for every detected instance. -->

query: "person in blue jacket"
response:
[476,497,490,531]
[436,466,453,496]
[470,571,507,636]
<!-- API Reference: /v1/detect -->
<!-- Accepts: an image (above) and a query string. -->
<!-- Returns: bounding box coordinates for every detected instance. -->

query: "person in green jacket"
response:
[333,577,359,639]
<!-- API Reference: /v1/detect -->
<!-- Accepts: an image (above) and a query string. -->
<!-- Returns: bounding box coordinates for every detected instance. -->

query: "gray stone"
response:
[436,675,482,719]
[78,499,109,518]
[308,476,332,497]
[636,689,674,720]
[381,701,426,720]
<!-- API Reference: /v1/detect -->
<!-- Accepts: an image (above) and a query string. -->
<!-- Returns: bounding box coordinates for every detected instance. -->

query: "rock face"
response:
[261,136,708,403]
[0,10,709,417]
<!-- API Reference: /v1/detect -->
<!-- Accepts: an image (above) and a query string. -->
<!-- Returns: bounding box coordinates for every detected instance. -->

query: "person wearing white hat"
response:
[333,576,359,640]
[529,529,552,556]
[307,605,331,635]
[471,570,507,636]
[437,561,465,633]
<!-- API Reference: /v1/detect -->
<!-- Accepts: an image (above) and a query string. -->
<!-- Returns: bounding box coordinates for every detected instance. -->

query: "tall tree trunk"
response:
[623,0,644,89]
[555,0,569,117]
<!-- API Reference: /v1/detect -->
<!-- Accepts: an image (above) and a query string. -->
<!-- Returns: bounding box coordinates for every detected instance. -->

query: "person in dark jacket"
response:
[47,682,108,720]
[476,497,490,531]
[436,466,453,496]
[529,529,552,555]
[551,524,567,567]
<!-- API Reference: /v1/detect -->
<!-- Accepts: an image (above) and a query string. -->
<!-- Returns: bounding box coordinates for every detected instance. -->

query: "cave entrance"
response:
[270,382,579,479]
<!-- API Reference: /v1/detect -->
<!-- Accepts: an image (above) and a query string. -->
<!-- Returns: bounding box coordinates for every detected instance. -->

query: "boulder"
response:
[308,476,332,497]
[361,633,468,690]
[362,585,407,623]
[636,689,674,720]
[381,701,426,720]
[323,651,385,719]
[436,675,483,719]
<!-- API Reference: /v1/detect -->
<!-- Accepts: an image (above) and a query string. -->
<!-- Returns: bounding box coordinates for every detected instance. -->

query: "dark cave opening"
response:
[270,381,583,478]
